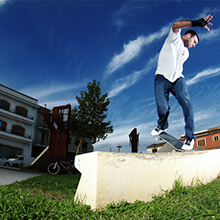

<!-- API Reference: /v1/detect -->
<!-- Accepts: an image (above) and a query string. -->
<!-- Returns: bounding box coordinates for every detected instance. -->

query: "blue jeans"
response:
[154,75,195,140]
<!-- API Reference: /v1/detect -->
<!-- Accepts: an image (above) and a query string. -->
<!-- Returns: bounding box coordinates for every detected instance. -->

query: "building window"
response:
[197,138,206,147]
[0,120,6,131]
[75,140,80,147]
[0,99,10,111]
[82,142,88,151]
[11,125,25,137]
[152,148,157,153]
[15,106,28,117]
[40,132,46,145]
[213,135,219,142]
[68,138,72,145]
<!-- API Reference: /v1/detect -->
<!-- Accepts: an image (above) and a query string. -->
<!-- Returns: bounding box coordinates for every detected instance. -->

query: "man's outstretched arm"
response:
[172,14,213,33]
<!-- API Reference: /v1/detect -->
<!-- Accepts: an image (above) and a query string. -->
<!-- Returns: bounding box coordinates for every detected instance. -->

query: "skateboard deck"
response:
[158,132,184,151]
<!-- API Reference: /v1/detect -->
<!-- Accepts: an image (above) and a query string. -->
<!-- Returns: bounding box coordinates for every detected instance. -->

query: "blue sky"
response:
[1,0,220,153]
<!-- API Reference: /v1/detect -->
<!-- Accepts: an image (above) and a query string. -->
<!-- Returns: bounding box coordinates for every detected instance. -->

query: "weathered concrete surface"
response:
[74,150,220,210]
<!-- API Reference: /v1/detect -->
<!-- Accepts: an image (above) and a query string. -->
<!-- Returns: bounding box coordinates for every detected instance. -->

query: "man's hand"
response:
[172,14,213,34]
[192,14,213,31]
[203,14,213,31]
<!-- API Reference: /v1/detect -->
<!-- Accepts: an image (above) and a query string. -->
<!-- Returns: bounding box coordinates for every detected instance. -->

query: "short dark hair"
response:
[183,30,199,42]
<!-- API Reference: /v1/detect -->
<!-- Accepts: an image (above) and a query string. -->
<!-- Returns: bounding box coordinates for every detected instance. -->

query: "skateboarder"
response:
[151,14,213,150]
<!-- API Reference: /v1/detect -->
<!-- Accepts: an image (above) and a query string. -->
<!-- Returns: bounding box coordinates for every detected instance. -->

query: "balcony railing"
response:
[0,128,32,139]
[0,107,34,120]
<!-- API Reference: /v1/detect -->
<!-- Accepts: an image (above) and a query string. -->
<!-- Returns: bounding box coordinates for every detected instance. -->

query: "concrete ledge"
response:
[74,150,220,210]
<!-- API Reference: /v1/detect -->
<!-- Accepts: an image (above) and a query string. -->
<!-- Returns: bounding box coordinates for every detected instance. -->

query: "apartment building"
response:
[0,84,39,158]
[0,84,93,161]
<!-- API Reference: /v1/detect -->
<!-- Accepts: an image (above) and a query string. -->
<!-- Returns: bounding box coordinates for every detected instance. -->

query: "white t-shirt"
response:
[156,28,189,82]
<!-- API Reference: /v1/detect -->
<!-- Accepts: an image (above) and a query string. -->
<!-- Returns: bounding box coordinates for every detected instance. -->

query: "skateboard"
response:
[158,132,184,151]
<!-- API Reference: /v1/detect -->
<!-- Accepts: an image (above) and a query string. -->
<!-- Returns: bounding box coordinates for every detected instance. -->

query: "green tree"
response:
[71,80,113,155]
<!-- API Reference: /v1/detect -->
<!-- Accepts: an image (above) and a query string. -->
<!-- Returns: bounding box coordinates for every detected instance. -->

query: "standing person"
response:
[151,14,213,150]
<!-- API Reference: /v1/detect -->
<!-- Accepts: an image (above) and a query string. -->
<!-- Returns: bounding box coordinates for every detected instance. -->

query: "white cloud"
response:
[111,2,149,32]
[21,81,87,99]
[196,7,220,19]
[20,81,87,109]
[106,36,146,75]
[105,24,170,77]
[0,0,9,6]
[108,69,144,98]
[106,9,220,78]
[199,27,220,41]
[108,54,158,98]
[111,2,129,31]
[194,111,210,123]
[186,67,220,86]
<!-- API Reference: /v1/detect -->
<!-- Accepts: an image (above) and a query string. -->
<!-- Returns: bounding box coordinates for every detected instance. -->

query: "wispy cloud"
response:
[111,2,129,31]
[106,9,220,78]
[108,69,145,98]
[186,67,220,86]
[108,54,158,98]
[194,111,210,123]
[105,24,170,77]
[194,8,220,41]
[111,2,149,32]
[105,36,147,76]
[199,26,220,41]
[196,7,220,19]
[0,0,9,6]
[21,81,87,99]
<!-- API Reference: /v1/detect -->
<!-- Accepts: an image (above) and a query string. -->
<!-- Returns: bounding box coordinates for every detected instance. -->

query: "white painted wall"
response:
[0,84,38,158]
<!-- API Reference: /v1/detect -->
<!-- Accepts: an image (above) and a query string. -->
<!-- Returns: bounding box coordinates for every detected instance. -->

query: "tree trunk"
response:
[75,138,83,157]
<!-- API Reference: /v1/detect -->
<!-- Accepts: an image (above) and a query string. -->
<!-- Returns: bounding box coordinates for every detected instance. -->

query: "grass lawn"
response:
[0,173,219,219]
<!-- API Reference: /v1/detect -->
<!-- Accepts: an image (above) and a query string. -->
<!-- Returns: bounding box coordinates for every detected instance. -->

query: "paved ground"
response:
[0,165,42,185]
